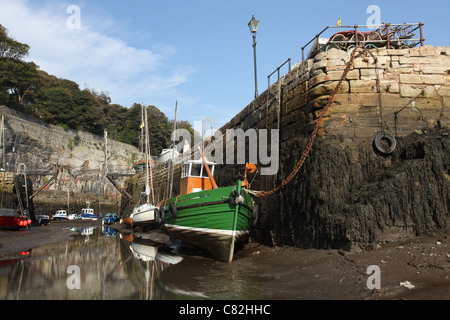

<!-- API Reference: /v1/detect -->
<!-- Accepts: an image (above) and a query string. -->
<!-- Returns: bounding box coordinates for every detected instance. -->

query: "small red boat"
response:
[0,208,31,229]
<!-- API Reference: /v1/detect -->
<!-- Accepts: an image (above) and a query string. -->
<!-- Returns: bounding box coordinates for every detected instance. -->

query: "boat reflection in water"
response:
[121,234,185,300]
[0,226,211,300]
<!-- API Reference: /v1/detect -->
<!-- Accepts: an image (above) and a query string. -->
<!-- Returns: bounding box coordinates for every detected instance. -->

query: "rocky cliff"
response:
[0,106,143,213]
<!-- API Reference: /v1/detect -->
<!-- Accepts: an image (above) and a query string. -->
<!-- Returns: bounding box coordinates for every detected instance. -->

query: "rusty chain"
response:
[253,47,364,198]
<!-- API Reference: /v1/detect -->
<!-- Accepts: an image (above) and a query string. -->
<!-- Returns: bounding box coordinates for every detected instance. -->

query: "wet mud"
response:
[0,220,448,300]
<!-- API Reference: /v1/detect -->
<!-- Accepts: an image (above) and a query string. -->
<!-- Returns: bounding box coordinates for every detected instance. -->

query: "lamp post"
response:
[248,15,259,99]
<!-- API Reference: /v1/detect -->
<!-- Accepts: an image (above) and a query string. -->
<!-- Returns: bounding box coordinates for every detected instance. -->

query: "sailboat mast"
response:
[1,115,4,170]
[140,103,144,153]
[144,107,155,204]
[169,101,177,198]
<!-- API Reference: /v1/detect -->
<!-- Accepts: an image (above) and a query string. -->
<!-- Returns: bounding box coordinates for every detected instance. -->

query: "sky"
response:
[0,0,449,129]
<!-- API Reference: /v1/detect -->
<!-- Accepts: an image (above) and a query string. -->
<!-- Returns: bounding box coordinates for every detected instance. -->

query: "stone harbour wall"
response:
[0,106,143,198]
[123,45,449,251]
[213,45,449,250]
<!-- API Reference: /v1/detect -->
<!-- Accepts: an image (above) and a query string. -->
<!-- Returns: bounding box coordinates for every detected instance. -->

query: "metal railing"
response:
[301,22,425,61]
[267,58,291,88]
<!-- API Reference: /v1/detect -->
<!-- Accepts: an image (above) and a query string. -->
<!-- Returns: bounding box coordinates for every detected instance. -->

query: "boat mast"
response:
[140,103,144,153]
[198,146,218,189]
[144,107,155,204]
[168,101,177,198]
[1,115,4,170]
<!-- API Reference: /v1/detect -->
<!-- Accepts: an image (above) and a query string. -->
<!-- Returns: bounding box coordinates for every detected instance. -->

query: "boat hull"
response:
[163,224,249,263]
[161,181,254,263]
[0,216,31,229]
[131,204,156,228]
[81,214,102,220]
[53,217,68,220]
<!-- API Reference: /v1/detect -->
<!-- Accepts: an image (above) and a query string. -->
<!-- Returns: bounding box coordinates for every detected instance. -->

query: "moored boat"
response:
[81,207,102,220]
[131,202,157,228]
[130,106,157,229]
[159,145,179,164]
[35,214,50,225]
[158,149,257,263]
[0,208,31,229]
[103,213,120,225]
[52,210,68,220]
[68,213,81,220]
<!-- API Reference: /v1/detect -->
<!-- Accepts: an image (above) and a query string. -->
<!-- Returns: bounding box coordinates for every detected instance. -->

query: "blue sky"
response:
[0,0,449,129]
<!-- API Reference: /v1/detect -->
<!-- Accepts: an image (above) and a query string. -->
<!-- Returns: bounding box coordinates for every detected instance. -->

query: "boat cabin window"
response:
[191,163,201,177]
[181,161,215,178]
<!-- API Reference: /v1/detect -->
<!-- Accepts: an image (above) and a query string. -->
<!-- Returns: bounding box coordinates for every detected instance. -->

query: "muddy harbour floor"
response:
[0,219,448,300]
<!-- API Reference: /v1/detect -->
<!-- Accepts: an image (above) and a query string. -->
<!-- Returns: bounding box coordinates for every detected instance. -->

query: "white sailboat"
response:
[131,107,157,228]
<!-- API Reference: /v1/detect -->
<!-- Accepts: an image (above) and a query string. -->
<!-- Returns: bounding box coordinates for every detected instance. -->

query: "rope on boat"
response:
[251,47,368,198]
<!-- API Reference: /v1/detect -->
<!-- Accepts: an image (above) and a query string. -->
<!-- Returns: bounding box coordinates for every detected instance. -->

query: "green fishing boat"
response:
[157,151,257,263]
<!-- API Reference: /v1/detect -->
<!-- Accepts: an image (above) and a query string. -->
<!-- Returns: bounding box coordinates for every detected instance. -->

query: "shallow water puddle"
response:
[0,226,215,300]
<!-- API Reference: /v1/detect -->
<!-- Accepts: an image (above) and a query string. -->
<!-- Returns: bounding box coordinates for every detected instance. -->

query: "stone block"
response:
[349,80,377,93]
[409,45,437,57]
[309,68,325,79]
[386,48,410,56]
[390,60,400,69]
[400,74,445,85]
[375,56,391,67]
[333,93,379,107]
[304,95,332,114]
[325,64,347,72]
[285,93,307,114]
[325,48,348,60]
[295,59,313,76]
[399,84,435,98]
[353,57,377,69]
[399,56,441,65]
[436,47,450,56]
[345,69,360,80]
[360,68,382,80]
[374,48,389,56]
[308,71,344,88]
[314,51,327,62]
[414,98,443,110]
[353,127,379,139]
[444,97,450,108]
[379,93,411,108]
[329,103,359,114]
[310,59,328,74]
[421,66,450,75]
[380,80,400,93]
[438,85,450,97]
[293,81,307,96]
[388,67,414,74]
[308,81,349,100]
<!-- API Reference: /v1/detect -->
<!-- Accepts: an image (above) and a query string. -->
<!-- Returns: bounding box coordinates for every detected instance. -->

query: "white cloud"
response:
[0,0,191,107]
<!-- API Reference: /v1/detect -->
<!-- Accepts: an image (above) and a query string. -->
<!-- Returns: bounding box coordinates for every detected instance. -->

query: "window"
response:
[191,164,201,177]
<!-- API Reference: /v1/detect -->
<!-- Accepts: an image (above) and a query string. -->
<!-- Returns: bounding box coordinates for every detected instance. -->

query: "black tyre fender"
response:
[229,189,245,205]
[154,208,160,224]
[159,206,166,224]
[251,203,259,227]
[169,203,178,219]
[373,132,397,155]
[229,189,239,205]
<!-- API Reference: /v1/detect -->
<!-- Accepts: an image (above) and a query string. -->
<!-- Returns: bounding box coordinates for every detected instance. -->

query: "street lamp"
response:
[248,15,259,99]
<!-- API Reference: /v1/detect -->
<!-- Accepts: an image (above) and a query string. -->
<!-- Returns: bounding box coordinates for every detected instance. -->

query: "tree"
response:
[147,105,170,156]
[0,59,40,106]
[0,25,30,60]
[0,24,40,109]
[0,24,193,153]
